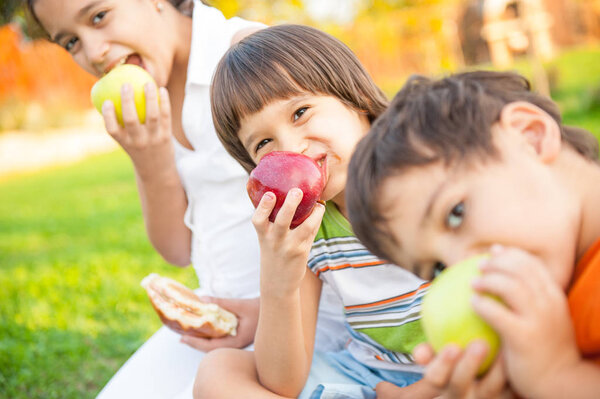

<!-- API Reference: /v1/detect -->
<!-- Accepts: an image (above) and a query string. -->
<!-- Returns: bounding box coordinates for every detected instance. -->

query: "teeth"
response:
[118,57,127,66]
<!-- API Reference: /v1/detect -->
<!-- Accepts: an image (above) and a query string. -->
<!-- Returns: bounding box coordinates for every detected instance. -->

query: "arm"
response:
[102,83,191,266]
[251,189,325,397]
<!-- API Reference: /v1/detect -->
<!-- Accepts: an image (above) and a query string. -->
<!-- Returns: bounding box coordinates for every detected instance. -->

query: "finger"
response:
[101,100,122,141]
[144,81,160,131]
[158,87,172,138]
[180,334,240,352]
[447,340,488,396]
[120,83,143,135]
[251,192,276,232]
[423,344,461,389]
[413,343,436,366]
[475,355,507,399]
[273,188,303,230]
[472,293,518,337]
[295,201,325,237]
[472,271,525,312]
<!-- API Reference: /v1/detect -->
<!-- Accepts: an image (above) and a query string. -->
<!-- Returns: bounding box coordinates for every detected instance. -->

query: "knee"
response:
[193,348,248,399]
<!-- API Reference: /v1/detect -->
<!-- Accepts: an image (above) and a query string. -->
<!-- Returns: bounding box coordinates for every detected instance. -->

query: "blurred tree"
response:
[1,0,23,26]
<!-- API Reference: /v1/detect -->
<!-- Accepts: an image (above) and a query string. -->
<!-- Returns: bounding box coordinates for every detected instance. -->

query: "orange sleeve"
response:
[568,239,600,363]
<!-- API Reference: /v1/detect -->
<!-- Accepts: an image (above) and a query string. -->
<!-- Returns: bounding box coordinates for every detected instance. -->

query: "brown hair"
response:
[211,24,389,173]
[346,70,599,262]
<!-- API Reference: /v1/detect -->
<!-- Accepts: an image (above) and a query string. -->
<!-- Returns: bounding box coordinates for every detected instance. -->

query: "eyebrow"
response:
[52,0,103,43]
[421,179,450,228]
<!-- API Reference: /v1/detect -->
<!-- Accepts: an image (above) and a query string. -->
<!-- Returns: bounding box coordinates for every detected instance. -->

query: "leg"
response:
[97,326,205,398]
[193,348,292,398]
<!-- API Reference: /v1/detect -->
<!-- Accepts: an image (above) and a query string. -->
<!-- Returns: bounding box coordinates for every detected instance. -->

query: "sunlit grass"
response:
[0,151,197,398]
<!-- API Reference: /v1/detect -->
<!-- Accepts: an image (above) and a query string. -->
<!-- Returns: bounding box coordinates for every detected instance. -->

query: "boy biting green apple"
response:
[347,70,600,398]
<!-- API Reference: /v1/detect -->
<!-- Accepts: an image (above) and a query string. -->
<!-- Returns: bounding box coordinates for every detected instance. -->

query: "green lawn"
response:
[0,151,197,398]
[1,44,599,399]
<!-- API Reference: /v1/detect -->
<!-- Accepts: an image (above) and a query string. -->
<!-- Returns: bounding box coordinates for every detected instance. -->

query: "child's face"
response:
[238,94,371,207]
[377,124,578,287]
[34,0,175,85]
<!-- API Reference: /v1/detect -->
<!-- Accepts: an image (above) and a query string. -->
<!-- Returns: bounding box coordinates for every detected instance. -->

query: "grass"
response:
[1,44,599,398]
[0,151,197,398]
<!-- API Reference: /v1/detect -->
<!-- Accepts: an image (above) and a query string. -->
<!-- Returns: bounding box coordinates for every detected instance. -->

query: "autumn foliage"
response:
[0,24,96,130]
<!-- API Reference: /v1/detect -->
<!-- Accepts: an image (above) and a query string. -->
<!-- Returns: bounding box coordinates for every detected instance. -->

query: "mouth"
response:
[103,53,146,75]
[315,154,328,199]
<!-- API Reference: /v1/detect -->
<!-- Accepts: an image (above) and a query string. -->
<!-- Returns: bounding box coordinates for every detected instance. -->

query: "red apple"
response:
[247,151,326,228]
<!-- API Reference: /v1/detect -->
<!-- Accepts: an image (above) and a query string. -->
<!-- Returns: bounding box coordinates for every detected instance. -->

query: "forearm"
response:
[134,163,191,266]
[254,290,312,397]
[533,360,600,399]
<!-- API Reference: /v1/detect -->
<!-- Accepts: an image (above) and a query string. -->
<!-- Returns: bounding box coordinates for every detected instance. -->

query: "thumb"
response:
[198,296,215,303]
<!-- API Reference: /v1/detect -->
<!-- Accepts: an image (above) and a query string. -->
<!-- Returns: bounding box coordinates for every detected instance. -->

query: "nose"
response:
[437,240,490,269]
[82,32,109,71]
[278,133,309,156]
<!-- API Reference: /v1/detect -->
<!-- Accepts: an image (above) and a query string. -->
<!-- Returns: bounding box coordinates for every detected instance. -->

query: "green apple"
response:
[90,64,157,125]
[421,254,500,375]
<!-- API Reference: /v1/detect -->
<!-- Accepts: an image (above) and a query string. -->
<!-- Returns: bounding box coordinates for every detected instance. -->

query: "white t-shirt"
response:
[176,2,263,299]
[174,2,349,350]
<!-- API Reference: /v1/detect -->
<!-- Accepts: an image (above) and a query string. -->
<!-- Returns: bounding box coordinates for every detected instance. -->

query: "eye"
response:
[64,37,79,52]
[432,261,446,279]
[293,107,308,121]
[92,10,107,25]
[254,139,271,154]
[446,202,464,229]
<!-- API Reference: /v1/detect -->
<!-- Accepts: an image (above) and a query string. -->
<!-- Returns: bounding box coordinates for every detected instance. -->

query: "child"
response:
[194,24,438,399]
[346,70,600,398]
[27,1,347,397]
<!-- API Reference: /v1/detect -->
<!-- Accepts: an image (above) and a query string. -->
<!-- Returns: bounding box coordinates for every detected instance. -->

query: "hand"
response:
[252,189,325,297]
[472,245,580,398]
[179,296,260,352]
[102,83,176,180]
[413,342,510,399]
[375,379,440,399]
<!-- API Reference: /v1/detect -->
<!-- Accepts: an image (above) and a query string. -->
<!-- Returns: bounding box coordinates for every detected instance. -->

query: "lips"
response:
[314,154,328,200]
[104,53,146,75]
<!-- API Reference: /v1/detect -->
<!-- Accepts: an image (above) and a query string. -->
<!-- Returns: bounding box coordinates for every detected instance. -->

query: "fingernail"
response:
[145,82,155,93]
[263,192,275,201]
[102,100,113,111]
[490,244,504,254]
[290,188,302,198]
[121,83,132,95]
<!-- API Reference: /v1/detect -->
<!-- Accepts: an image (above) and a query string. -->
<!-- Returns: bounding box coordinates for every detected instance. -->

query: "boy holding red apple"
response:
[346,70,600,398]
[193,24,442,399]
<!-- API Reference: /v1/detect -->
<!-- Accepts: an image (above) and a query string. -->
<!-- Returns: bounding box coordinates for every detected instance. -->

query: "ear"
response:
[498,101,561,163]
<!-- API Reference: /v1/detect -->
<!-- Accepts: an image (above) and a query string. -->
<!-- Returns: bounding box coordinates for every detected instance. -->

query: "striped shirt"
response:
[308,201,429,371]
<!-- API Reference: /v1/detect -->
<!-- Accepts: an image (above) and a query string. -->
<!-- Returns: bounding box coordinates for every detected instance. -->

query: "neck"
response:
[332,192,348,219]
[166,9,192,94]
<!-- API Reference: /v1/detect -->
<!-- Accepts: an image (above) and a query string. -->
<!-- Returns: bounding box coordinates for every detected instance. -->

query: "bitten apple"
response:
[90,64,157,125]
[247,151,325,228]
[421,254,501,375]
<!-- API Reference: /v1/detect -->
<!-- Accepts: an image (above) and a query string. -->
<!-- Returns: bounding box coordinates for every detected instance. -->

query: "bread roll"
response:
[141,273,238,338]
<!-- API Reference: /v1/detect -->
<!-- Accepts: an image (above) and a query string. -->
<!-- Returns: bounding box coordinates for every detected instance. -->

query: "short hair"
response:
[211,24,389,173]
[346,70,599,262]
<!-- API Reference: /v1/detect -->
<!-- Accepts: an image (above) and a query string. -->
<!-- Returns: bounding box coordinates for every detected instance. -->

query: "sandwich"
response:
[141,273,238,338]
